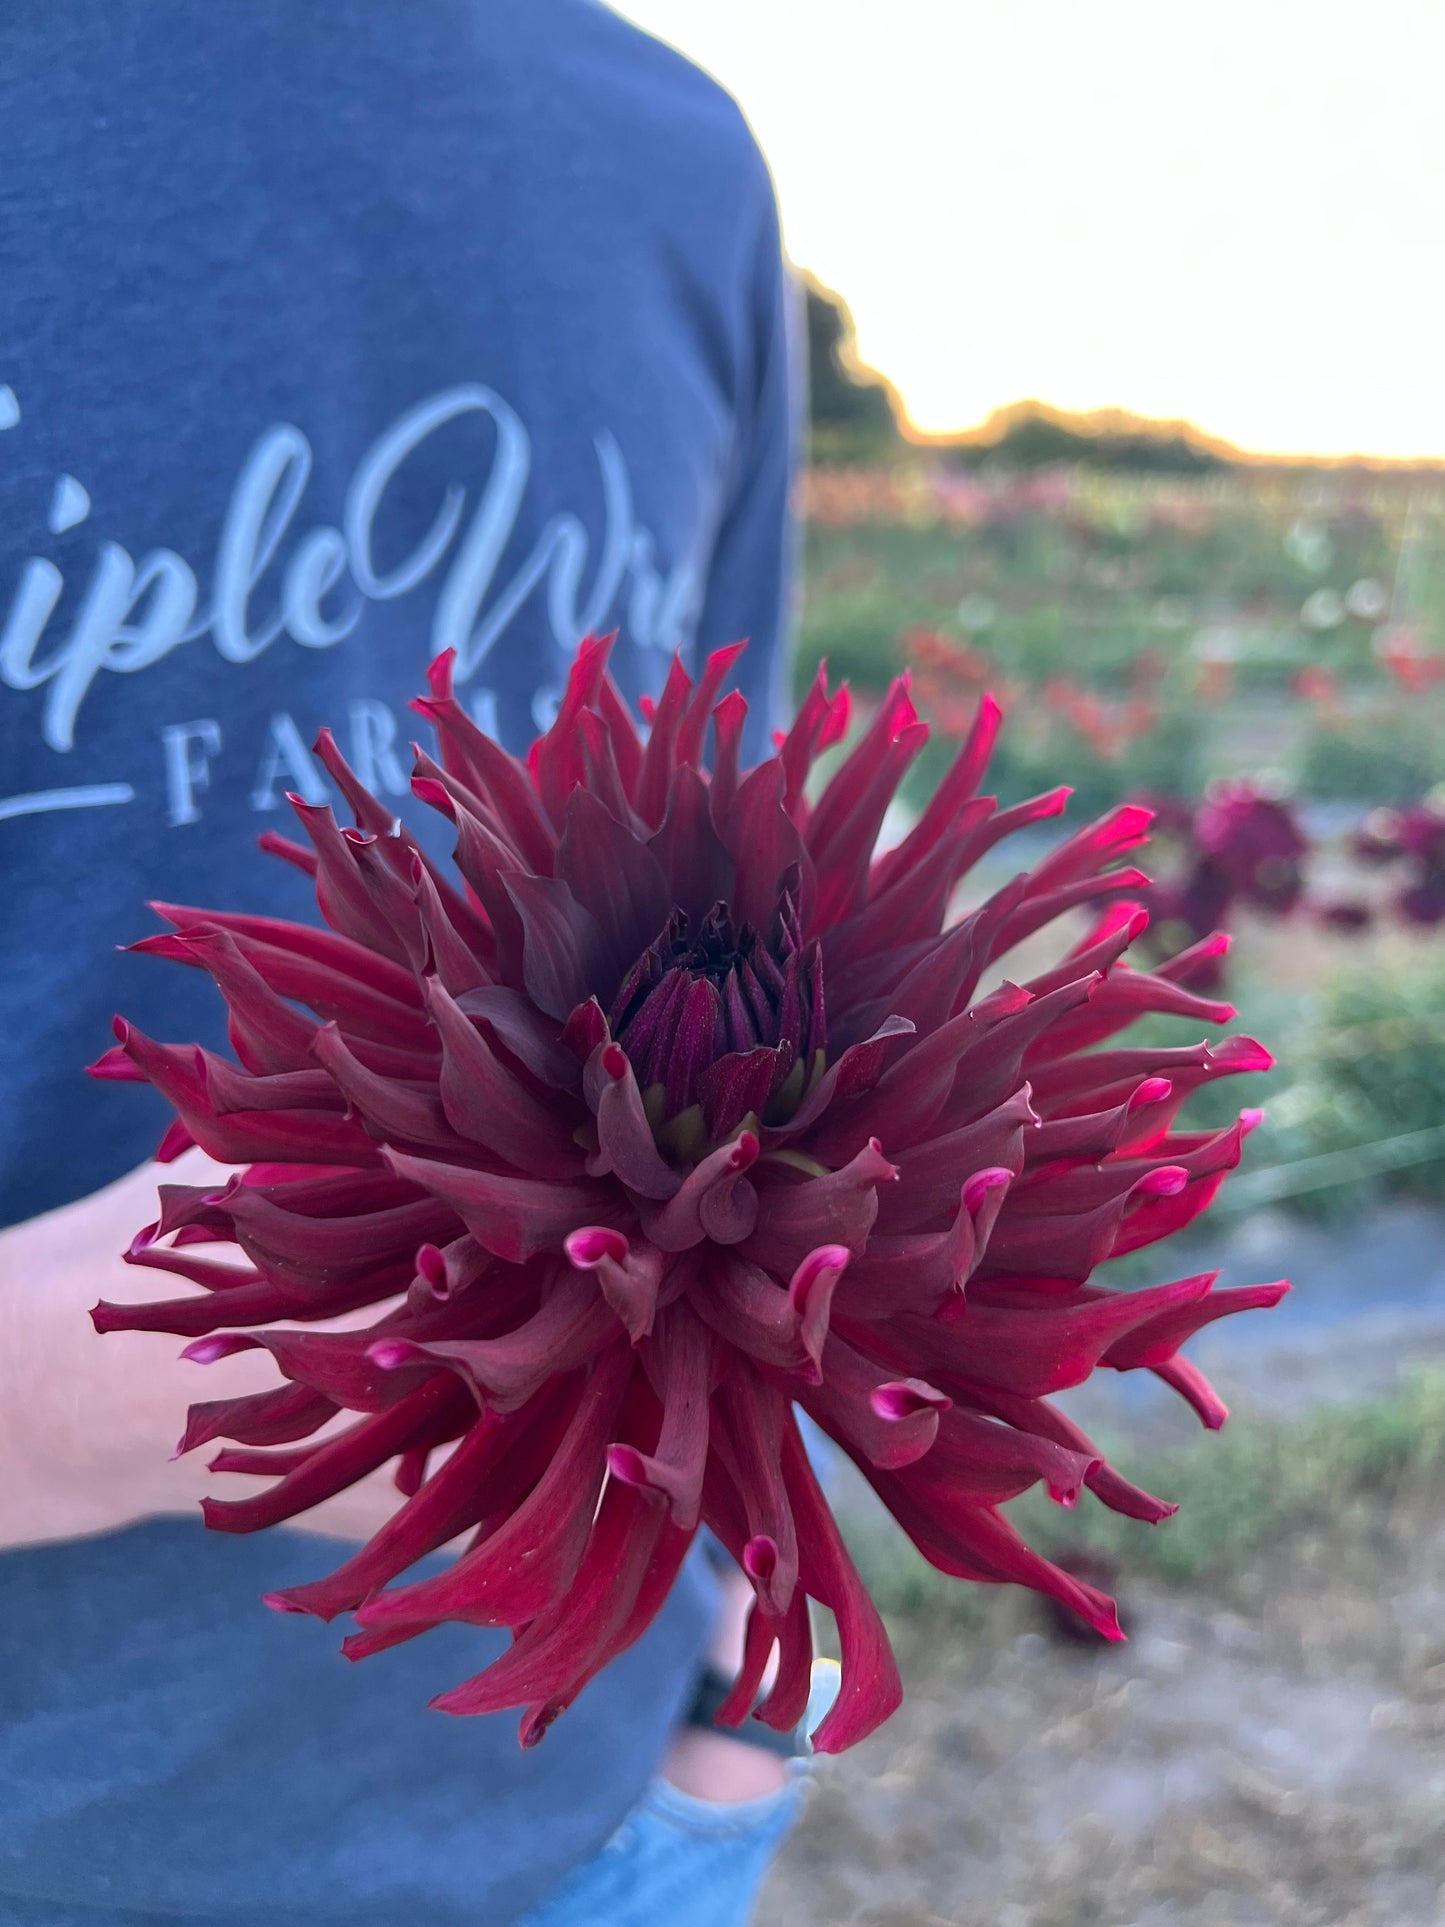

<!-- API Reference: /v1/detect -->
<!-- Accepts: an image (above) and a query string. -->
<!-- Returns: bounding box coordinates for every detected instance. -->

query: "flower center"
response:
[607,894,826,1143]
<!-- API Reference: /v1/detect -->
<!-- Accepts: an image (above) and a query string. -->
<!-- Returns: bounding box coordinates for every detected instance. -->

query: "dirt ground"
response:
[762,1504,1445,1927]
[761,1206,1445,1927]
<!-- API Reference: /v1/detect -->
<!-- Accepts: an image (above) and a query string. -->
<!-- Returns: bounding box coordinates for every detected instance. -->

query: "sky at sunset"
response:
[614,1,1445,459]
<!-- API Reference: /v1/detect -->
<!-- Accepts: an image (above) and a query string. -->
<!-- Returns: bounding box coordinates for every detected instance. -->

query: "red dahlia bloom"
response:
[1136,781,1310,983]
[1352,800,1445,927]
[92,638,1286,1753]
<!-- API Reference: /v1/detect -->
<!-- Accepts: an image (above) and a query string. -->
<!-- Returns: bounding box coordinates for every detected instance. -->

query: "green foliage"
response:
[1296,707,1445,802]
[1264,956,1445,1214]
[802,274,901,461]
[946,401,1229,474]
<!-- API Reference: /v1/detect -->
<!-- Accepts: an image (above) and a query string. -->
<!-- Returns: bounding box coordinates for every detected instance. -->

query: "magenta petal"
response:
[358,1345,633,1630]
[714,1366,800,1617]
[503,873,609,1022]
[381,1147,619,1264]
[804,1337,947,1470]
[928,1273,1216,1398]
[1152,1354,1231,1429]
[787,1244,849,1380]
[636,1132,760,1253]
[687,1252,813,1378]
[1103,1278,1290,1370]
[780,1419,902,1753]
[567,1227,667,1343]
[201,1377,462,1534]
[649,764,738,924]
[555,787,671,980]
[373,1272,618,1412]
[590,1045,682,1200]
[606,1302,714,1529]
[742,1138,896,1273]
[426,979,583,1177]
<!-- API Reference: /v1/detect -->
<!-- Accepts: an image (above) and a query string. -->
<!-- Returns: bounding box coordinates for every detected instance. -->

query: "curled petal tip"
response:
[566,1225,630,1268]
[1217,1034,1273,1073]
[789,1244,850,1296]
[1132,1077,1173,1109]
[415,1244,450,1296]
[870,1379,951,1421]
[366,1340,417,1370]
[1239,1107,1266,1135]
[743,1534,779,1583]
[1138,1164,1189,1198]
[262,1591,306,1615]
[410,774,454,815]
[865,1136,900,1181]
[729,1130,760,1171]
[125,1222,160,1260]
[963,1166,1013,1212]
[179,1337,227,1364]
[605,1442,644,1484]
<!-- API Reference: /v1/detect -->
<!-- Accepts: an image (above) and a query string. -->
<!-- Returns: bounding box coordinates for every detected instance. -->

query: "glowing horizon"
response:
[613,1,1445,462]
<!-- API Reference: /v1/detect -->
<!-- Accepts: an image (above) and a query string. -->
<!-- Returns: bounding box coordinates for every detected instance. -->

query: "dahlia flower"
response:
[92,639,1286,1753]
[1137,780,1310,981]
[1352,800,1445,927]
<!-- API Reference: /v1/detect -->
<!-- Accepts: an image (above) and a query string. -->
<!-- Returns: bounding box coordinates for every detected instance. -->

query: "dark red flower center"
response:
[607,887,826,1143]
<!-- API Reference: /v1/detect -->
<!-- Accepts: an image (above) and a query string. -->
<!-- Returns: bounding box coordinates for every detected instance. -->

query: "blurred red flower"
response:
[1136,780,1311,980]
[1352,800,1445,926]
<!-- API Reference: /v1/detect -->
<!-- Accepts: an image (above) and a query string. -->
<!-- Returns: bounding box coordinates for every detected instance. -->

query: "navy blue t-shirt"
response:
[0,5,796,1922]
[0,0,795,1227]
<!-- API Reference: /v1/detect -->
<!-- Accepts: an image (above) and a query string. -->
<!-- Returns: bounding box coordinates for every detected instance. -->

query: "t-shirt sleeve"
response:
[692,176,803,758]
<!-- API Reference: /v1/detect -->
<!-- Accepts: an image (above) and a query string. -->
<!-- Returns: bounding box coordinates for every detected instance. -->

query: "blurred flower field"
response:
[797,461,1445,815]
[796,458,1445,1224]
[776,461,1445,1921]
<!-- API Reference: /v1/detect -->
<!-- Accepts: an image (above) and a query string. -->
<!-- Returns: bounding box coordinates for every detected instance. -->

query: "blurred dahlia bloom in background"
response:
[1136,779,1311,979]
[91,639,1286,1754]
[1350,797,1445,928]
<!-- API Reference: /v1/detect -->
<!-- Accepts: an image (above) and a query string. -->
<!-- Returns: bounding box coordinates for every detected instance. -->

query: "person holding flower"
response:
[0,5,807,1923]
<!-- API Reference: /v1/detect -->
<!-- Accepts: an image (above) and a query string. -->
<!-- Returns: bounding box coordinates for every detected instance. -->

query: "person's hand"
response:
[0,1150,406,1551]
[2,1154,799,1802]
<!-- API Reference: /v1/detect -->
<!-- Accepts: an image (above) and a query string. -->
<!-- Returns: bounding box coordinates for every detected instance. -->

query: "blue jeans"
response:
[515,1771,805,1927]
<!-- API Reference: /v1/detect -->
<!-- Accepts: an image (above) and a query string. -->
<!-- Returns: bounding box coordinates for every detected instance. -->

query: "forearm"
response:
[0,1152,398,1550]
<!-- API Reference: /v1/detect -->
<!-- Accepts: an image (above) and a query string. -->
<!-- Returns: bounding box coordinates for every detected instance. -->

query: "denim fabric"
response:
[515,1774,804,1927]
